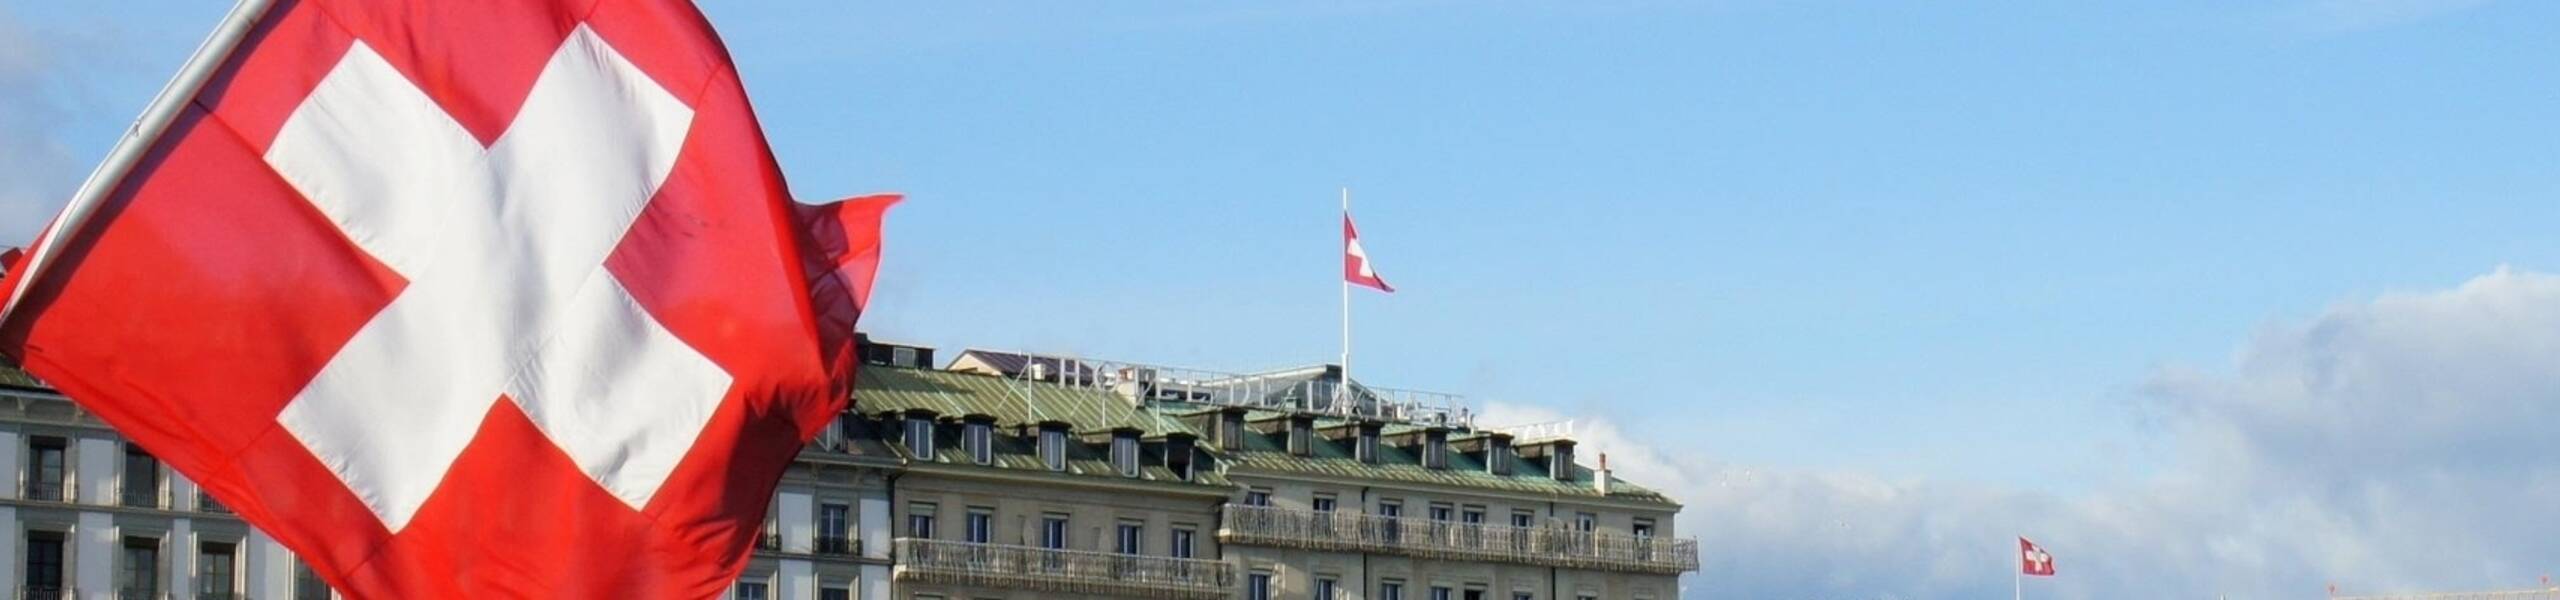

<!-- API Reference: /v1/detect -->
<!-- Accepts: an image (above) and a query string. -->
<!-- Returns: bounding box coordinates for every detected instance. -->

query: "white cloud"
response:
[1488,267,2560,599]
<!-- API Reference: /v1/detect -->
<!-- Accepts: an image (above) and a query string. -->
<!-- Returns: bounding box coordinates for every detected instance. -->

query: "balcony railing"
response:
[15,586,72,600]
[122,485,160,508]
[199,492,228,514]
[1218,504,1699,575]
[756,530,782,551]
[25,481,64,502]
[815,535,855,556]
[892,538,1232,600]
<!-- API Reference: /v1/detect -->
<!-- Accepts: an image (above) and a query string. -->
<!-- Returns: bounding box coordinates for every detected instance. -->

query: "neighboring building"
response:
[0,365,331,600]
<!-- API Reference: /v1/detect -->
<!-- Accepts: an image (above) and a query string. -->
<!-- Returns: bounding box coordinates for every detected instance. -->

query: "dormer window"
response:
[962,420,993,466]
[1038,425,1069,472]
[1421,429,1450,470]
[1165,435,1198,482]
[903,414,935,458]
[1355,426,1381,465]
[1286,416,1314,457]
[1111,435,1140,478]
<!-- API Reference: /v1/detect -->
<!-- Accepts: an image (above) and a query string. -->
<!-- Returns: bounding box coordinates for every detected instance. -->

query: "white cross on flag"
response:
[1344,211,1394,293]
[2020,536,2057,577]
[0,1,894,597]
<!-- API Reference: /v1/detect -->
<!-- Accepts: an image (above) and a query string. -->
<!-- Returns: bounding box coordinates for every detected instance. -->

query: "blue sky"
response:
[6,1,2559,597]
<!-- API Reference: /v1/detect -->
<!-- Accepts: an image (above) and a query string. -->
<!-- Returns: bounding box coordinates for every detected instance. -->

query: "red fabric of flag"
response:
[1344,212,1394,293]
[0,1,893,597]
[2020,536,2057,576]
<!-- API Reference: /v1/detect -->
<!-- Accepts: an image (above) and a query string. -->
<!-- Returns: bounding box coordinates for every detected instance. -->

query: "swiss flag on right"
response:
[2020,536,2057,576]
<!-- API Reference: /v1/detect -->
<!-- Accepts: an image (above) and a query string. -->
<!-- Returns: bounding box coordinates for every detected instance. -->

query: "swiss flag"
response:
[0,1,892,597]
[1344,212,1394,293]
[2020,536,2057,577]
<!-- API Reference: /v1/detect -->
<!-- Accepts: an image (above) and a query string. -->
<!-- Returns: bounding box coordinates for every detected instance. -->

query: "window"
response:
[294,560,331,600]
[1432,586,1454,600]
[1633,517,1657,561]
[904,417,934,457]
[891,346,917,368]
[1463,507,1486,524]
[818,503,853,554]
[1512,511,1537,528]
[200,541,239,599]
[1243,488,1271,507]
[1575,513,1597,532]
[1170,526,1197,559]
[1288,424,1311,455]
[907,503,937,538]
[1380,580,1406,600]
[124,444,162,507]
[1315,576,1340,600]
[966,508,994,544]
[1514,593,1536,600]
[820,588,851,600]
[1378,500,1404,543]
[1430,504,1454,521]
[1040,515,1070,550]
[1423,437,1448,468]
[1115,521,1144,555]
[1039,428,1068,472]
[121,537,160,599]
[963,422,993,465]
[28,436,66,501]
[1311,495,1337,512]
[1356,430,1380,464]
[1111,436,1140,477]
[1461,506,1487,547]
[735,580,770,600]
[1247,573,1273,600]
[25,530,64,595]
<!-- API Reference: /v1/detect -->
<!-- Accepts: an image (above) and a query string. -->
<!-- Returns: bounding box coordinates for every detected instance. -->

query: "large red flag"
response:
[0,1,893,597]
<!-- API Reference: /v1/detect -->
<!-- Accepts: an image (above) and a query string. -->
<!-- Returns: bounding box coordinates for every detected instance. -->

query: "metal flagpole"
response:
[0,0,278,328]
[2015,548,2023,600]
[1340,187,1352,389]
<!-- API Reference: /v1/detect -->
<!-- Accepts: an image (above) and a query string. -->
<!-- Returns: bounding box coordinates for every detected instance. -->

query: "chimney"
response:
[1164,432,1199,481]
[1286,414,1317,457]
[1594,452,1613,494]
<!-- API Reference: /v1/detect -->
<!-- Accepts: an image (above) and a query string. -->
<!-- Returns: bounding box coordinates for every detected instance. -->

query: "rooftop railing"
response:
[997,354,1477,429]
[892,538,1232,600]
[1218,504,1698,575]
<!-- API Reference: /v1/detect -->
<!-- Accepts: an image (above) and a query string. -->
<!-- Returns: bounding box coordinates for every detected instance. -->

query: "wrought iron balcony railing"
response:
[25,481,64,502]
[16,586,72,600]
[814,535,855,556]
[1218,504,1699,575]
[892,538,1233,600]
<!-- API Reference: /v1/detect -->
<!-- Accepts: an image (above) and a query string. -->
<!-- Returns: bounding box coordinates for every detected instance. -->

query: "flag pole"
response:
[2015,544,2023,600]
[1340,187,1352,389]
[0,0,277,328]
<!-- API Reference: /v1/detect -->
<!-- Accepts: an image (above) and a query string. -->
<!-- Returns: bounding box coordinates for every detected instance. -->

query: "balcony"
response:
[892,538,1232,600]
[814,535,856,556]
[1218,504,1699,575]
[25,481,63,503]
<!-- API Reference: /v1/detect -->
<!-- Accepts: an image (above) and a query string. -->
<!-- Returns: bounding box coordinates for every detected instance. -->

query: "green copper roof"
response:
[855,366,1191,436]
[0,363,45,391]
[852,366,1226,489]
